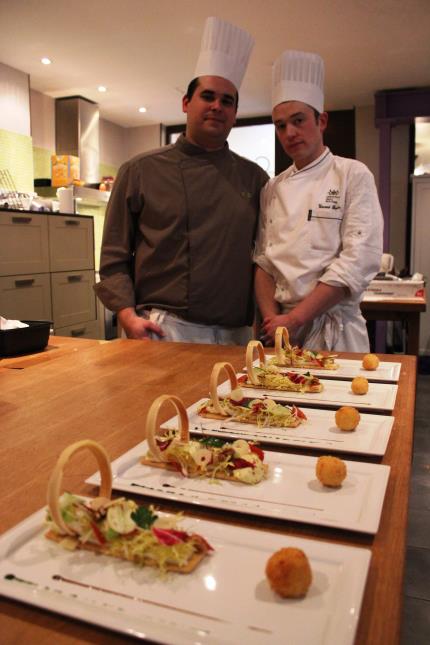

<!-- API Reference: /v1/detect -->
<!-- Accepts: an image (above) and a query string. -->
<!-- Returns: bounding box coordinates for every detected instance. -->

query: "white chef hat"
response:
[272,50,325,112]
[194,17,254,91]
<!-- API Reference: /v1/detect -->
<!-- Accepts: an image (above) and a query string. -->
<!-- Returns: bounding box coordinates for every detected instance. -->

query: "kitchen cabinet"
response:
[50,269,95,328]
[48,215,94,272]
[0,273,52,320]
[0,209,98,336]
[0,211,49,275]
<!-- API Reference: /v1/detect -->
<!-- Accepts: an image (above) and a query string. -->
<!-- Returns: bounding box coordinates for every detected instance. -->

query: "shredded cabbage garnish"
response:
[199,396,301,427]
[105,531,197,571]
[144,431,266,484]
[252,367,318,391]
[45,494,201,571]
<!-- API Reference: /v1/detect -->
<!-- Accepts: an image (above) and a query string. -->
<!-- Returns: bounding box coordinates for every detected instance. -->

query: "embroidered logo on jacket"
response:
[318,188,341,210]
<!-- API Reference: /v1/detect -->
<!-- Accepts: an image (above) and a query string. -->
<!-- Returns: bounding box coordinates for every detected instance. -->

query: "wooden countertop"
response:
[0,335,103,371]
[361,294,426,312]
[0,339,416,645]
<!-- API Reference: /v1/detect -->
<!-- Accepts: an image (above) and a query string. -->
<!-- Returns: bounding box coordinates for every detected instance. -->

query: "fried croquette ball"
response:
[335,406,361,431]
[351,376,369,395]
[362,354,380,370]
[266,547,312,598]
[316,455,347,487]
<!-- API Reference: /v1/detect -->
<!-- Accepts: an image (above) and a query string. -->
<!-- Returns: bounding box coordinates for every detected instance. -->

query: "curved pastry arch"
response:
[47,440,112,536]
[146,395,189,462]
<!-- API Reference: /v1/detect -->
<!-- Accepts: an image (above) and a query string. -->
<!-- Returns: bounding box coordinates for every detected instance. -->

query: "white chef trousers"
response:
[139,308,253,346]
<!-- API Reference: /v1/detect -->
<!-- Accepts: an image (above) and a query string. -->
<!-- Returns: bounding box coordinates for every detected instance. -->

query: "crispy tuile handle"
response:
[47,440,113,536]
[275,326,291,365]
[146,394,189,461]
[209,362,239,415]
[246,340,266,385]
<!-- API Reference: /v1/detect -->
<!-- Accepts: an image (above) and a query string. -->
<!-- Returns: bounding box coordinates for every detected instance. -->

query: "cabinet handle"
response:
[71,327,86,337]
[15,278,35,287]
[67,274,83,282]
[12,216,32,224]
[65,219,80,226]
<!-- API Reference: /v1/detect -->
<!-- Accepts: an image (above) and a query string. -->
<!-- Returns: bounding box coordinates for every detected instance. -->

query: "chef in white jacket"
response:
[254,49,383,352]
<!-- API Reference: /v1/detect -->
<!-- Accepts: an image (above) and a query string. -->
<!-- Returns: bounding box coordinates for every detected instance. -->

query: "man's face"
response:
[183,75,237,150]
[272,101,328,169]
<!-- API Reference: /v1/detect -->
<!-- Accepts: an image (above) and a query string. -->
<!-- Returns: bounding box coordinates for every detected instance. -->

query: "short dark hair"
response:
[185,77,239,109]
[312,107,321,121]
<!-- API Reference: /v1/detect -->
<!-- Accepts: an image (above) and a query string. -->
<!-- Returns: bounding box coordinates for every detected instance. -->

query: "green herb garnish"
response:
[105,527,119,541]
[197,437,226,448]
[131,506,158,529]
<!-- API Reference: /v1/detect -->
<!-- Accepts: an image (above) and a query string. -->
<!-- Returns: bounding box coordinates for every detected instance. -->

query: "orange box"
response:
[51,155,80,187]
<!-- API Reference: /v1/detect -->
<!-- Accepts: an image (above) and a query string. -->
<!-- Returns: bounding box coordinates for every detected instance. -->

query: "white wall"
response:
[99,118,128,168]
[125,124,161,160]
[0,62,30,136]
[30,89,55,149]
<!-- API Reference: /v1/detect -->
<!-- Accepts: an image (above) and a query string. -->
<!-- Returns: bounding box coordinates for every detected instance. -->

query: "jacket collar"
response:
[290,147,331,176]
[175,133,230,158]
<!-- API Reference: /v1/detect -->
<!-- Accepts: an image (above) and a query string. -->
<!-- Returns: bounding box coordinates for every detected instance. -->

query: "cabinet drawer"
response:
[0,273,52,320]
[55,319,99,339]
[51,270,96,328]
[49,215,94,272]
[0,212,49,276]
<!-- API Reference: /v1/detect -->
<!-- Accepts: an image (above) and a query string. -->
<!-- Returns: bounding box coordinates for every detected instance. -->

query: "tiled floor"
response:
[400,374,430,644]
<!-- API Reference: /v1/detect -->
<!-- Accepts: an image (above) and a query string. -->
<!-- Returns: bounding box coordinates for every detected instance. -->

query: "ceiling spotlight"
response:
[138,106,147,113]
[41,57,52,65]
[98,85,107,92]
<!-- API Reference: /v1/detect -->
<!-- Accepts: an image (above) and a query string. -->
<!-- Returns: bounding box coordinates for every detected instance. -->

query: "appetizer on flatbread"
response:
[240,340,323,393]
[141,394,268,484]
[198,361,307,428]
[270,326,339,370]
[45,439,212,573]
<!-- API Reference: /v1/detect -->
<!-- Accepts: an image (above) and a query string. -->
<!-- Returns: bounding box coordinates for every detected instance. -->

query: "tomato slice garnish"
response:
[90,521,106,545]
[249,444,264,461]
[232,457,255,469]
[292,404,307,420]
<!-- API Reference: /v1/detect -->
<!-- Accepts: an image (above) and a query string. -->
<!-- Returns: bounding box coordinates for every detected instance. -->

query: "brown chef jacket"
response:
[95,135,268,327]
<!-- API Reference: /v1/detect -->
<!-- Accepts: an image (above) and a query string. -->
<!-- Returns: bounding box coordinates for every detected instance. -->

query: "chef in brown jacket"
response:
[95,17,268,344]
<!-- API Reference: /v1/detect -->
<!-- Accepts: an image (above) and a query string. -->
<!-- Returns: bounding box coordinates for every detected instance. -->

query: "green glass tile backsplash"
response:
[33,146,54,179]
[0,128,34,193]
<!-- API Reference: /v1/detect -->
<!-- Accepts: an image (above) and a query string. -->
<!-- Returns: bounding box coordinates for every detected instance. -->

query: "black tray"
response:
[0,320,51,357]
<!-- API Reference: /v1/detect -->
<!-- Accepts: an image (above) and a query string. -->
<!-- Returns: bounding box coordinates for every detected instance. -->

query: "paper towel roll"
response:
[57,187,74,214]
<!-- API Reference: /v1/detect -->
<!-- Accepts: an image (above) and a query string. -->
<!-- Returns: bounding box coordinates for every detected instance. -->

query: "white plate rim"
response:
[252,356,401,383]
[166,399,394,456]
[225,376,398,412]
[0,505,372,645]
[87,443,391,534]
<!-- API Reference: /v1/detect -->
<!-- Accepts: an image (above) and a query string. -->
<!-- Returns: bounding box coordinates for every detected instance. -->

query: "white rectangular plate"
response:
[166,400,394,456]
[228,376,398,412]
[256,356,401,383]
[87,444,390,534]
[0,508,371,645]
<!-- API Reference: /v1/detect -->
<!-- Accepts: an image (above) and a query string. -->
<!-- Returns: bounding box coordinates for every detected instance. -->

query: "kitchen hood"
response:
[55,96,100,184]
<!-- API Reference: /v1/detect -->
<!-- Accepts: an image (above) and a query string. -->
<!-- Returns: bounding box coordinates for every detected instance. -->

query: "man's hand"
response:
[259,283,349,346]
[118,307,164,340]
[260,313,301,346]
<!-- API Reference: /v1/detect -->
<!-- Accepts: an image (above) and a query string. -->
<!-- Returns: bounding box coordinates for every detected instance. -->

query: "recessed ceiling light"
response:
[41,57,52,65]
[98,85,107,92]
[138,106,147,113]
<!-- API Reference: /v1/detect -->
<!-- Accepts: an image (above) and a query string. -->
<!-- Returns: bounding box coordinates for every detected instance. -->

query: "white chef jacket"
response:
[254,148,383,352]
